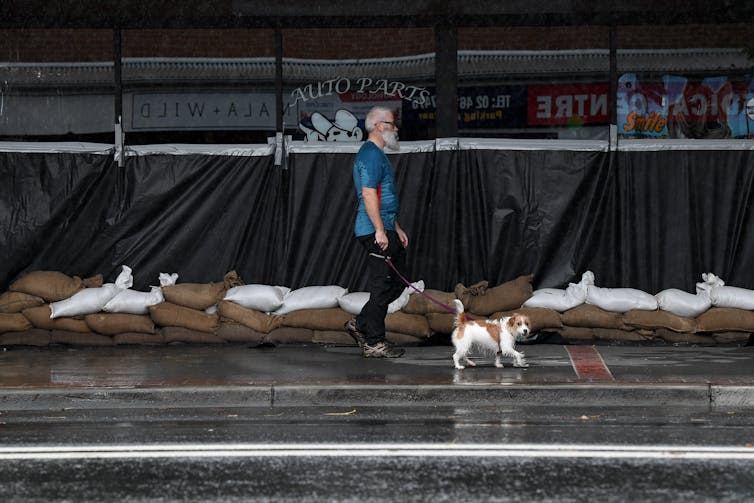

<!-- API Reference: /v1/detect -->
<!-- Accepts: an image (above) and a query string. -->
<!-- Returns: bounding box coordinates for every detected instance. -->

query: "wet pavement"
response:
[1,342,754,410]
[3,342,754,501]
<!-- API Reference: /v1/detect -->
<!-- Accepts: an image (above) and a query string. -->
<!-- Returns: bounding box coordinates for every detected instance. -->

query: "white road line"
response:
[0,443,752,460]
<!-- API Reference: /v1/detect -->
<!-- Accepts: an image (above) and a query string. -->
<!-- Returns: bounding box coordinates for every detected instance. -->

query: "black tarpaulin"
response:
[2,140,754,294]
[615,149,754,293]
[1,147,282,289]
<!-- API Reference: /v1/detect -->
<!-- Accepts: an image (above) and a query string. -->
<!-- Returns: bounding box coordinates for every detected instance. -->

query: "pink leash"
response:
[387,258,535,340]
[385,257,463,316]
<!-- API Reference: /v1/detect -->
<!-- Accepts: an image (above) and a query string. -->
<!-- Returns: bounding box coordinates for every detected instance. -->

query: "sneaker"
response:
[344,318,367,349]
[362,341,405,358]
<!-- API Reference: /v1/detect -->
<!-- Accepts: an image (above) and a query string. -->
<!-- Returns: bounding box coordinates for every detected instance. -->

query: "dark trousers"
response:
[355,230,406,345]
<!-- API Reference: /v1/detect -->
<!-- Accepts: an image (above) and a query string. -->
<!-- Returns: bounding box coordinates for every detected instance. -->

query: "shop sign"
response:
[401,85,528,129]
[527,83,609,126]
[128,91,285,130]
[295,91,401,142]
[289,77,430,107]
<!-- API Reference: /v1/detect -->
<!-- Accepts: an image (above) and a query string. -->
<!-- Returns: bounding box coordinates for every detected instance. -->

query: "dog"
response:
[450,299,530,370]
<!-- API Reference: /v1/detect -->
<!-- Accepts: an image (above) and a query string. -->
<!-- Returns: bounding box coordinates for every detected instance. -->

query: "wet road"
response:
[2,404,754,501]
[2,343,754,499]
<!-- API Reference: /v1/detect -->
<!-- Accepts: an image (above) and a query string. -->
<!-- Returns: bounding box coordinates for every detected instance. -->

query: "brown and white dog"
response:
[451,299,530,370]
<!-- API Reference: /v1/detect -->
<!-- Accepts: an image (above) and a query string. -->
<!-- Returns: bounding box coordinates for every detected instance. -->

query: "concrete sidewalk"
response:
[1,342,753,410]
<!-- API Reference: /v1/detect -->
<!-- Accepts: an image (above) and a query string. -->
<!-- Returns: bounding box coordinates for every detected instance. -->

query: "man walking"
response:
[344,106,408,358]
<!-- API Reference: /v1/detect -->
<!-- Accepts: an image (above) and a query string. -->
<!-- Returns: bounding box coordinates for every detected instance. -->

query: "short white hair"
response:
[364,106,392,133]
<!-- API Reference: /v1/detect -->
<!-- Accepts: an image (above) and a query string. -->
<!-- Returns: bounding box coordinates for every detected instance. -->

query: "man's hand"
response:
[374,229,389,251]
[395,222,409,248]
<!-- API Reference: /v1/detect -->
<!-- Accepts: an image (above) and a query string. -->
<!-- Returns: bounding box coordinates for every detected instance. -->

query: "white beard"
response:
[382,130,400,151]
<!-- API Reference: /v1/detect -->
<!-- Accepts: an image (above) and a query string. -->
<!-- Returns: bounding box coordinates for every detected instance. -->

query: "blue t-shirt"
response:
[353,141,399,237]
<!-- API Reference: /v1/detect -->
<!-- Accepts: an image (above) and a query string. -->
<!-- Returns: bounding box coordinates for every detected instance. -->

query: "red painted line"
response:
[566,346,615,382]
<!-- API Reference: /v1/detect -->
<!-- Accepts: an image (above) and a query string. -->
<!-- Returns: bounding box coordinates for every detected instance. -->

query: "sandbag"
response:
[696,308,754,332]
[455,275,533,316]
[281,308,352,331]
[384,312,431,338]
[312,330,354,345]
[712,332,752,344]
[556,326,651,342]
[523,288,576,311]
[222,270,245,289]
[159,273,179,286]
[426,312,455,334]
[696,272,754,310]
[51,330,114,346]
[22,305,91,333]
[337,282,423,316]
[103,287,164,315]
[389,281,425,313]
[10,271,84,302]
[623,309,696,333]
[523,271,593,312]
[555,326,596,341]
[217,300,282,333]
[82,274,104,288]
[0,329,51,346]
[653,329,715,345]
[386,332,425,346]
[113,332,166,345]
[266,327,314,344]
[312,329,422,346]
[162,282,225,311]
[216,322,267,343]
[0,313,33,332]
[561,304,625,329]
[50,284,121,319]
[402,289,456,314]
[712,286,754,310]
[0,291,45,313]
[149,302,219,333]
[162,326,225,344]
[49,265,133,319]
[223,284,290,313]
[85,313,156,335]
[586,285,658,313]
[455,280,488,298]
[337,292,369,315]
[590,328,654,342]
[656,289,712,318]
[273,285,348,315]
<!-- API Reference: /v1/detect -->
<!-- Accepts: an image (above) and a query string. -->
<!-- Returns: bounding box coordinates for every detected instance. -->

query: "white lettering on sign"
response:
[289,77,430,107]
[536,93,607,119]
[129,92,283,130]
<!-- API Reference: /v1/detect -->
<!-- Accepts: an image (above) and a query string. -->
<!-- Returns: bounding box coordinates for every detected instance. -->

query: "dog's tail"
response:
[452,299,467,327]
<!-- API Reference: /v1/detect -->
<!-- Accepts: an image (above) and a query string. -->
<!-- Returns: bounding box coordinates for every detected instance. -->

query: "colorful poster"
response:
[618,74,754,139]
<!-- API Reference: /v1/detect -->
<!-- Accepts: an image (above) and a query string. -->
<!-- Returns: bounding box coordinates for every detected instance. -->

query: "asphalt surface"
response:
[2,341,754,501]
[1,341,754,410]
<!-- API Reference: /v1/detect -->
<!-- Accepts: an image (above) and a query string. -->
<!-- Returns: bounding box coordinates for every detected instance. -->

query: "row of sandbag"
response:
[4,267,749,347]
[0,293,434,347]
[3,302,750,347]
[2,266,423,318]
[421,302,754,345]
[522,271,754,317]
[0,268,536,346]
[0,270,427,344]
[1,267,535,318]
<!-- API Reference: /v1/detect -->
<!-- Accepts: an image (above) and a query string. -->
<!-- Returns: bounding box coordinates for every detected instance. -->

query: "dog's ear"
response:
[507,313,528,330]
